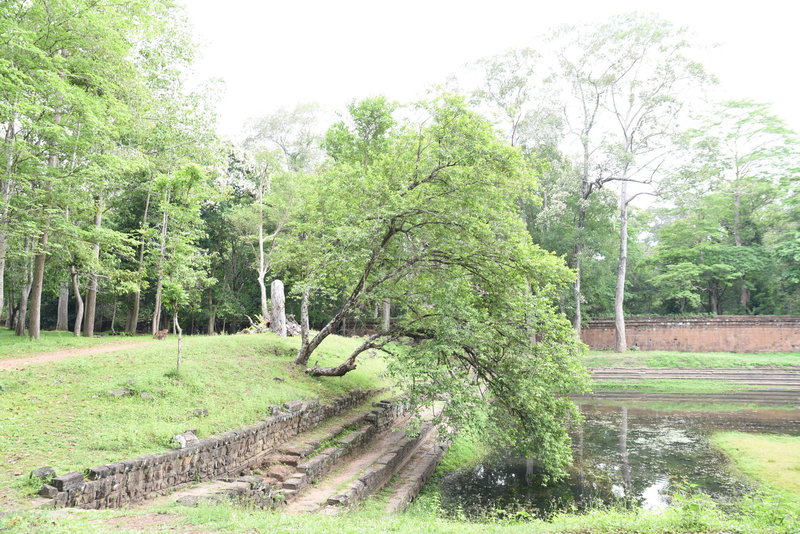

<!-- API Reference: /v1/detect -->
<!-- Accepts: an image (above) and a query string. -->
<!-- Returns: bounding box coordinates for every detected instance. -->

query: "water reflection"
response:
[438,403,800,519]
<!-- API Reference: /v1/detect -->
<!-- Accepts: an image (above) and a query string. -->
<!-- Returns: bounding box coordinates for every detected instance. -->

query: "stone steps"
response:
[384,430,448,513]
[318,423,437,514]
[170,397,409,510]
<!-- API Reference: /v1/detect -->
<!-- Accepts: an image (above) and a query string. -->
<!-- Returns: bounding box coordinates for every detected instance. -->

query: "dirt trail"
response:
[0,340,155,370]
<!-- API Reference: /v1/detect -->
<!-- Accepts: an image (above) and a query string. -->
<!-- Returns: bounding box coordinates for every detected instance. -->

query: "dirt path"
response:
[0,340,155,370]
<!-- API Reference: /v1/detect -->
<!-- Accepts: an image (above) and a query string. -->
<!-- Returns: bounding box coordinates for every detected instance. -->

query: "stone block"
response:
[86,465,110,480]
[52,472,84,492]
[30,466,56,481]
[283,400,305,412]
[38,484,58,498]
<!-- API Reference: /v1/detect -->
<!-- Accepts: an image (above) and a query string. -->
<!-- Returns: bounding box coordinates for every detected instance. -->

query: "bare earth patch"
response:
[0,341,155,370]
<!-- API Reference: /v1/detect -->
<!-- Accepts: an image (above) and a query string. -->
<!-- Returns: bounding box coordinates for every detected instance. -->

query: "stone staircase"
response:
[168,397,447,514]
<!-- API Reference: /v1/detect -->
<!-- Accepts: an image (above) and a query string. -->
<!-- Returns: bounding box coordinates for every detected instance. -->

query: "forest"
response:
[1,0,799,352]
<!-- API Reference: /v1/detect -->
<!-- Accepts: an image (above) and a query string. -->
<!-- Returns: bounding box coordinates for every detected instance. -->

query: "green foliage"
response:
[281,94,589,476]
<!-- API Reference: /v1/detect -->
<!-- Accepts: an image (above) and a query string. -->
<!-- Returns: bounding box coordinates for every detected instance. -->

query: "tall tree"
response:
[554,14,710,350]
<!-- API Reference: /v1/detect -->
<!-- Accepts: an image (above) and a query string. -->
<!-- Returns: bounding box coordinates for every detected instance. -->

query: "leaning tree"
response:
[280,95,589,475]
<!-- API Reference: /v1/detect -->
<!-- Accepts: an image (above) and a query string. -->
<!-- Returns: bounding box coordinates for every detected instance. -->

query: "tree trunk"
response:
[295,226,398,366]
[381,298,391,332]
[71,266,84,336]
[256,172,271,321]
[573,254,582,332]
[174,310,183,374]
[731,171,750,312]
[709,287,720,315]
[614,182,628,353]
[15,284,31,336]
[6,292,13,328]
[0,222,6,327]
[28,231,49,340]
[0,122,16,329]
[56,282,69,330]
[83,198,102,337]
[207,292,215,334]
[109,299,117,334]
[297,287,310,361]
[257,273,268,321]
[126,292,140,334]
[270,279,286,337]
[127,187,151,334]
[152,203,169,335]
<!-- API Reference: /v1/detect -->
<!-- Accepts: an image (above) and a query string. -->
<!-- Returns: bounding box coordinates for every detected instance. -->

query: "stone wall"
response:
[42,388,375,509]
[581,315,800,352]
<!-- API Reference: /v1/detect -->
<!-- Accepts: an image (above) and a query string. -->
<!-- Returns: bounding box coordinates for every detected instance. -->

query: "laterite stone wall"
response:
[44,388,375,509]
[581,316,800,352]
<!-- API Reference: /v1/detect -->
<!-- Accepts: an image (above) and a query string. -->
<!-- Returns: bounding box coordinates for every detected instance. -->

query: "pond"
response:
[438,403,800,519]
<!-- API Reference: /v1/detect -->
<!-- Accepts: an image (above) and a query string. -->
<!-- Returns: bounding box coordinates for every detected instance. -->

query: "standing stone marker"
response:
[270,279,287,337]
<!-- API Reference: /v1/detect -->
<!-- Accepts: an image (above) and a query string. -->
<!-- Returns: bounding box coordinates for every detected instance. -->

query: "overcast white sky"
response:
[182,0,800,140]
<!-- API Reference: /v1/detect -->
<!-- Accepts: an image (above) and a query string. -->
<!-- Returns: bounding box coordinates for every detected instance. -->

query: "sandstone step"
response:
[318,423,437,515]
[384,436,448,514]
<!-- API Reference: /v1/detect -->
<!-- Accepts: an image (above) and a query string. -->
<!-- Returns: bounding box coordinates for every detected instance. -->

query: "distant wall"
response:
[581,316,800,352]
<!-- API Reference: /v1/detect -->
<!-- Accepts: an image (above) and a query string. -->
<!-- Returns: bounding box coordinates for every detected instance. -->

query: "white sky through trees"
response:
[183,0,800,140]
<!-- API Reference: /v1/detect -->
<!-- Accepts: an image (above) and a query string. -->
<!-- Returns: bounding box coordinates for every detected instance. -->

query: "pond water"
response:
[438,403,800,519]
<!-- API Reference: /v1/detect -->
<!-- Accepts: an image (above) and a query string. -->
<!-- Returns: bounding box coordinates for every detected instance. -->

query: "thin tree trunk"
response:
[29,87,62,340]
[28,231,48,339]
[71,266,84,336]
[110,299,117,334]
[270,279,286,337]
[174,310,183,374]
[83,197,102,337]
[381,298,391,332]
[207,292,215,334]
[256,171,270,320]
[15,257,32,337]
[127,187,151,334]
[257,273,268,321]
[614,181,628,353]
[573,253,582,332]
[152,200,169,335]
[0,121,16,326]
[15,285,30,336]
[56,282,69,330]
[297,287,310,361]
[6,291,13,328]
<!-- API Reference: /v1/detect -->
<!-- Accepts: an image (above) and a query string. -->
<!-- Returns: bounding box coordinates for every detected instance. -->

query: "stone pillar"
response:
[270,279,287,337]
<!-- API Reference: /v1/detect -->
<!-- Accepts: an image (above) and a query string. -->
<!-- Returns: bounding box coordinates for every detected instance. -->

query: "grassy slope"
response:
[712,432,800,497]
[0,329,151,359]
[0,332,387,506]
[583,350,800,369]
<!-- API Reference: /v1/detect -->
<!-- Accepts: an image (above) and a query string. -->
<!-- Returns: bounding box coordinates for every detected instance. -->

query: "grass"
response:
[591,378,778,395]
[579,398,799,412]
[0,332,388,507]
[437,427,491,474]
[583,350,800,369]
[2,489,799,533]
[712,432,800,498]
[0,329,151,359]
